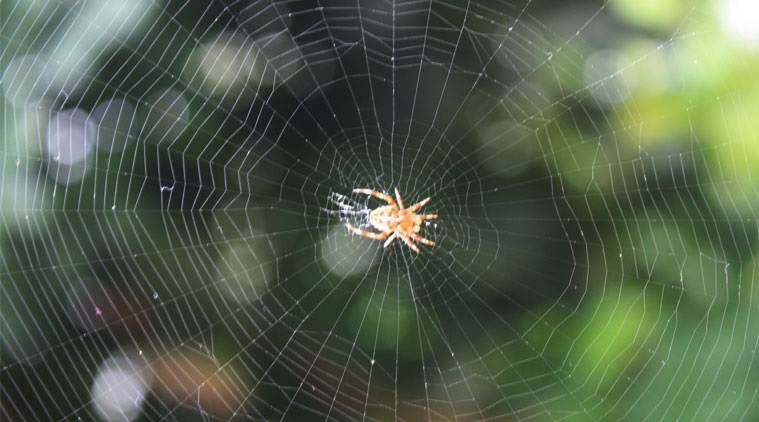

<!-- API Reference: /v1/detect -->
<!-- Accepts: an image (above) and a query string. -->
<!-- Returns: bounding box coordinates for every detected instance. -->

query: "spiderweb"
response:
[2,0,758,420]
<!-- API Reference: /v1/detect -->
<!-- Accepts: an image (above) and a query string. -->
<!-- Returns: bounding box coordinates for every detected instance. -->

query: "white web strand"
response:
[2,1,759,421]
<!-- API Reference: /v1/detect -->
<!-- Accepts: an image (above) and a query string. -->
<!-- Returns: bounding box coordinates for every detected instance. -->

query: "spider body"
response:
[346,188,438,253]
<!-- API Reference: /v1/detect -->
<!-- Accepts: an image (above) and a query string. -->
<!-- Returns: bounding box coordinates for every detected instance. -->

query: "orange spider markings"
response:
[345,188,438,253]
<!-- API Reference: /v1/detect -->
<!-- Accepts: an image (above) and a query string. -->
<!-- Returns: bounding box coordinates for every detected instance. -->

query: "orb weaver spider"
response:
[345,188,438,253]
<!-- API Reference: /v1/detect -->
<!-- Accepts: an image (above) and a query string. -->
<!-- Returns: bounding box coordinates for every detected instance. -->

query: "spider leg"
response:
[345,223,390,240]
[397,234,420,253]
[383,232,398,248]
[407,231,435,246]
[417,213,438,220]
[353,188,396,206]
[405,197,431,213]
[394,188,405,210]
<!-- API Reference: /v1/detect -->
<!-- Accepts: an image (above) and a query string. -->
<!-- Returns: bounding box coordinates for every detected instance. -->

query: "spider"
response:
[345,188,438,253]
